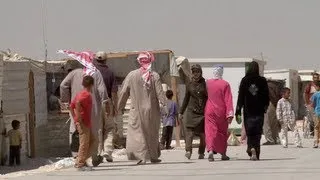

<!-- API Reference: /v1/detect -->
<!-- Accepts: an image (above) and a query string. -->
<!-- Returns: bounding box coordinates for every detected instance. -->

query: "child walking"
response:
[311,80,320,148]
[2,120,22,166]
[160,90,178,150]
[276,87,302,148]
[70,75,95,171]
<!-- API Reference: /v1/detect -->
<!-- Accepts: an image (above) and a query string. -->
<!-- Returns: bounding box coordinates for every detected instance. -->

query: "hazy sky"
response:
[1,0,320,69]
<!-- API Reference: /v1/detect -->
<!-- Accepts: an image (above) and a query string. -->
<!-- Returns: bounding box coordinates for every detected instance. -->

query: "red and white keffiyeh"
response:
[58,50,97,76]
[137,51,155,89]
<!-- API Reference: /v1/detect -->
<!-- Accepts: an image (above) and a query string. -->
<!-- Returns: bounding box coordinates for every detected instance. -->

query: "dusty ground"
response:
[0,120,315,179]
[3,133,319,180]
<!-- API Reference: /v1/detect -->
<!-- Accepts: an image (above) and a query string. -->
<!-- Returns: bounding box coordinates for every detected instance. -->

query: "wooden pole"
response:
[169,53,181,147]
[28,70,36,157]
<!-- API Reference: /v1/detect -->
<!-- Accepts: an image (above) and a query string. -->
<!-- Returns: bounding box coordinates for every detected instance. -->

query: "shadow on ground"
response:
[0,157,60,175]
[99,161,194,168]
[235,157,296,161]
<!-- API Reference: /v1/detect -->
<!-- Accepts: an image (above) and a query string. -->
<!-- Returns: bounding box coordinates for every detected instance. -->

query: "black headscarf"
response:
[246,61,260,77]
[191,64,203,82]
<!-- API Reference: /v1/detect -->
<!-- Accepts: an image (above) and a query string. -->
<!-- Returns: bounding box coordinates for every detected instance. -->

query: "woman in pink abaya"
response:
[205,65,234,162]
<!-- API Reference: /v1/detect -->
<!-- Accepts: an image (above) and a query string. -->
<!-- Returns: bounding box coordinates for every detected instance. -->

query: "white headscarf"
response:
[213,64,224,79]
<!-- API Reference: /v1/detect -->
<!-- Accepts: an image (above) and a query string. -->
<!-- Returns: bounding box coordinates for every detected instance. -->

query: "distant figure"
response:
[205,65,234,162]
[236,61,269,161]
[179,64,207,160]
[305,72,319,137]
[310,80,320,148]
[2,120,22,166]
[263,81,283,145]
[118,51,167,165]
[93,51,118,162]
[160,90,178,150]
[276,87,302,148]
[70,76,95,171]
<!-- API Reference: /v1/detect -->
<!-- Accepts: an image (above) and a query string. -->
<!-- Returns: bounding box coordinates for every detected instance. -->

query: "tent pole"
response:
[169,52,181,147]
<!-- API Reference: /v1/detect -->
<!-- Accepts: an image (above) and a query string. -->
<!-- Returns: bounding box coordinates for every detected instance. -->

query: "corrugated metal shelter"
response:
[0,54,48,164]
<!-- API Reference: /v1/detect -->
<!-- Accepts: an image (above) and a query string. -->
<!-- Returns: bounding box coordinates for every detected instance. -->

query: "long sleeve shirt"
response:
[179,78,208,128]
[276,98,295,122]
[236,75,269,116]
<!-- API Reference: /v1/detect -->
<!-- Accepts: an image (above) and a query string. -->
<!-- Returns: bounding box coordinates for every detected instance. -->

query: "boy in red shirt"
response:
[70,75,95,171]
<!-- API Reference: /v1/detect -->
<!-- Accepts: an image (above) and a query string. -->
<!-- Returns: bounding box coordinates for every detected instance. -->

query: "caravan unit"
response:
[264,69,299,115]
[188,58,266,135]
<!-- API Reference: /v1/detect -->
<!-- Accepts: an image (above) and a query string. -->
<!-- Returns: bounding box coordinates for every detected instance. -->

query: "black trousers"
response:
[244,114,264,160]
[161,126,174,149]
[9,146,20,166]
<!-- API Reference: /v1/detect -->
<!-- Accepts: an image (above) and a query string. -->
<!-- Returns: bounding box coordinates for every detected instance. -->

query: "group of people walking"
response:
[60,51,171,170]
[60,51,119,170]
[305,72,320,148]
[178,61,270,161]
[179,64,234,161]
[59,50,319,171]
[261,72,320,149]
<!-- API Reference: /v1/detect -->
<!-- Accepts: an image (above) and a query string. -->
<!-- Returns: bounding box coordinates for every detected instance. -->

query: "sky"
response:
[1,0,320,69]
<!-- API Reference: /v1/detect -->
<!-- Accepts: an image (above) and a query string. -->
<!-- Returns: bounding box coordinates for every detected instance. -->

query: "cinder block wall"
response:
[35,112,70,158]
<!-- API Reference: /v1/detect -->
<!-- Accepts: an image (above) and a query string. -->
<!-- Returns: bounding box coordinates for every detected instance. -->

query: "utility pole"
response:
[260,52,264,61]
[41,0,48,61]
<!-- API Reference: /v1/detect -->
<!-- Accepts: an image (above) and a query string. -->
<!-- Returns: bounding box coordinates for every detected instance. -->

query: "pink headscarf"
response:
[137,51,155,89]
[58,50,97,76]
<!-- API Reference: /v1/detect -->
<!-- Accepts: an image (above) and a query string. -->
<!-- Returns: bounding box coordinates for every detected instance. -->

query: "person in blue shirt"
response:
[311,80,320,148]
[160,90,178,150]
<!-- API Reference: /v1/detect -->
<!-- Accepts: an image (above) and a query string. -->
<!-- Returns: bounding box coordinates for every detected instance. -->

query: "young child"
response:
[2,120,22,166]
[310,80,320,148]
[276,87,302,148]
[70,75,95,171]
[160,90,178,150]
